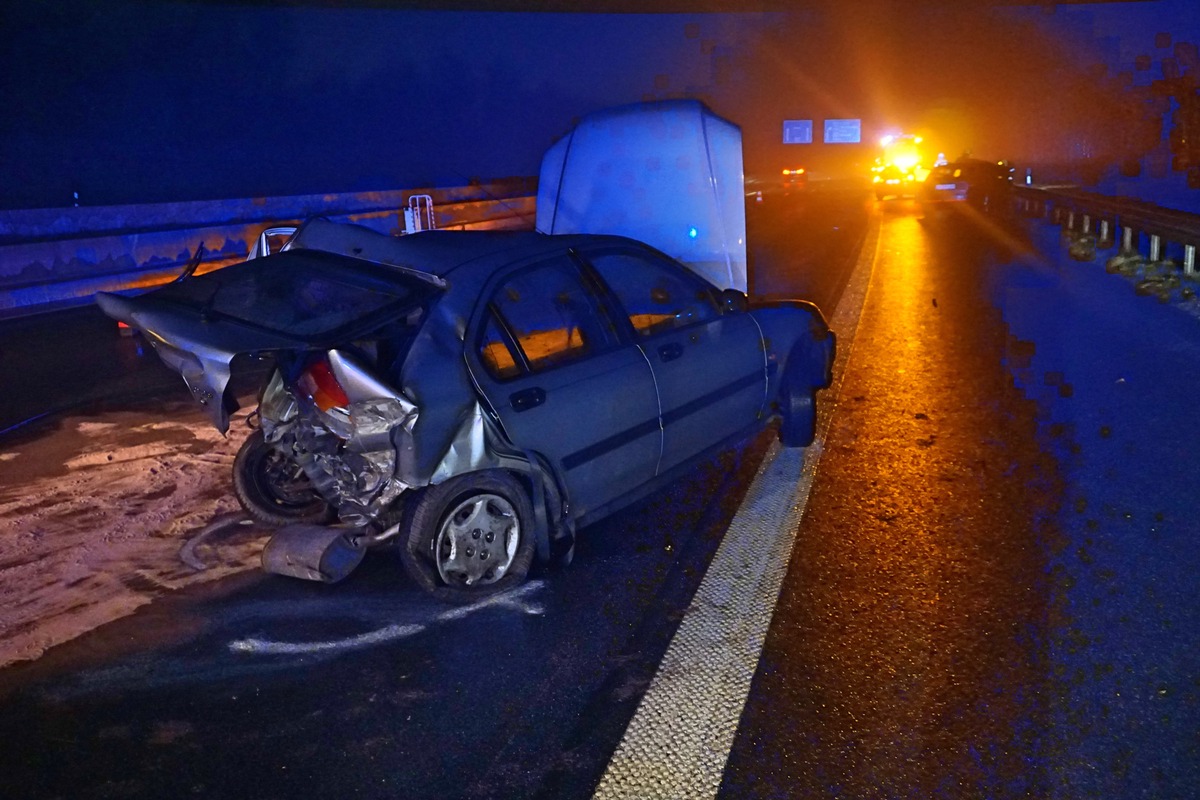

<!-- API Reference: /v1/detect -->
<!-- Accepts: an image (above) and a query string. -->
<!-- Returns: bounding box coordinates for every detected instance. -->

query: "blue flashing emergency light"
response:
[688,226,699,239]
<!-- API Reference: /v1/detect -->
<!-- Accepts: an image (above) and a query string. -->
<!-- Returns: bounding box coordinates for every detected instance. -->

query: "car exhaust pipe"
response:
[261,524,366,583]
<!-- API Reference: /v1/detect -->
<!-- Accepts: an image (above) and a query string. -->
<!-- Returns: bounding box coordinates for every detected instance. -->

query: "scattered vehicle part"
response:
[260,524,366,583]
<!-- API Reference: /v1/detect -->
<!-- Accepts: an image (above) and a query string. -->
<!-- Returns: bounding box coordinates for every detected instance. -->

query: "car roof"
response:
[287,219,643,282]
[372,230,564,277]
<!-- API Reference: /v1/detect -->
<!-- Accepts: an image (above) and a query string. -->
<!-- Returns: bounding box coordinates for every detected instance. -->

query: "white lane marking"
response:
[230,623,428,655]
[227,580,545,656]
[592,216,881,800]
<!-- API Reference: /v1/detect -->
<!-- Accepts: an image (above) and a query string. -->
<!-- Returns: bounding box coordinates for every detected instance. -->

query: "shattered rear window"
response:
[152,249,439,338]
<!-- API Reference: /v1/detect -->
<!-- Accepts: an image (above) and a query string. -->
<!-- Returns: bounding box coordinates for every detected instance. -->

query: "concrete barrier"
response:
[0,179,537,318]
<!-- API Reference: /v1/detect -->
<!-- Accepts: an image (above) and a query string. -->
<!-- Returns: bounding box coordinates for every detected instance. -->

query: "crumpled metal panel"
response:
[259,371,298,443]
[293,400,417,527]
[317,446,408,528]
[428,400,533,486]
[430,402,498,485]
[288,414,406,528]
[258,366,419,527]
[94,290,299,434]
[346,397,417,453]
[146,335,234,431]
[329,350,418,413]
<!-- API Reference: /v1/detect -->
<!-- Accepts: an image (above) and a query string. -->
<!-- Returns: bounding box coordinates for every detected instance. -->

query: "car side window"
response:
[477,310,522,380]
[584,250,720,338]
[486,256,613,376]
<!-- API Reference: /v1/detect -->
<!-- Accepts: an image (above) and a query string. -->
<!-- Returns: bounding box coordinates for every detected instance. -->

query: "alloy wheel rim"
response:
[434,493,519,586]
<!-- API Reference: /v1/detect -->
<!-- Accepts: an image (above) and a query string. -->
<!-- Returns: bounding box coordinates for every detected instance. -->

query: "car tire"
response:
[233,430,335,526]
[400,470,535,602]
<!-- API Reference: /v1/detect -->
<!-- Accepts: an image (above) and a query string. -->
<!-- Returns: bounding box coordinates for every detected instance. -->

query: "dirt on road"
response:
[0,400,272,668]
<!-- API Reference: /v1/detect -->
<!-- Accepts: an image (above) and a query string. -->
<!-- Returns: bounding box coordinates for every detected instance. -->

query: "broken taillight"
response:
[296,356,350,412]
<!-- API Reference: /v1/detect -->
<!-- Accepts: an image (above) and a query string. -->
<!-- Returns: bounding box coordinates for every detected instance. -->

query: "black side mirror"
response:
[720,288,748,313]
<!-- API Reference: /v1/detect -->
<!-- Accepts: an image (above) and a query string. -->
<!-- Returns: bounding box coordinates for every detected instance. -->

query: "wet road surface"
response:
[722,208,1054,798]
[717,204,1199,799]
[1,193,1196,799]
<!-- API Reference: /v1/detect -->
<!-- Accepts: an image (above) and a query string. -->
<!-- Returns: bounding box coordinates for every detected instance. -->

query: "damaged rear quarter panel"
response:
[397,288,503,487]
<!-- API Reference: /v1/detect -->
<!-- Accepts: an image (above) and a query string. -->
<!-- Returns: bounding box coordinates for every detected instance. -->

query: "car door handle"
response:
[509,387,546,412]
[658,342,683,362]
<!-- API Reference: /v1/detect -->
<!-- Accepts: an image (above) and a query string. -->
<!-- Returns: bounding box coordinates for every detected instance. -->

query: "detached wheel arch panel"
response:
[399,469,536,602]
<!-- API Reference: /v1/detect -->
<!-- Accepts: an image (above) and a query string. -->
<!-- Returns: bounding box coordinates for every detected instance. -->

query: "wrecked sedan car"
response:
[97,219,834,599]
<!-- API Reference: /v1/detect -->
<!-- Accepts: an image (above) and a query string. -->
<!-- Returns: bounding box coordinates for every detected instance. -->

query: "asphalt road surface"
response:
[1,191,1196,799]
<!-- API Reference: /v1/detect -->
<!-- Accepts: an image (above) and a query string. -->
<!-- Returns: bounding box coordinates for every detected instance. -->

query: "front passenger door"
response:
[582,247,767,475]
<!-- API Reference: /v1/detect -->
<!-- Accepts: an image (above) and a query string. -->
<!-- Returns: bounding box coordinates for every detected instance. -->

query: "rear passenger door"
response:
[466,252,662,518]
[581,246,767,475]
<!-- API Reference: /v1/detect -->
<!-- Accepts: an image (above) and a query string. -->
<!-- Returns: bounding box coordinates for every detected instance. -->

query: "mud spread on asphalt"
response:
[0,399,272,668]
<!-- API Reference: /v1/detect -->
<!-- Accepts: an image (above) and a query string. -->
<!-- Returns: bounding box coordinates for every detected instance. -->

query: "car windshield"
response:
[151,249,440,339]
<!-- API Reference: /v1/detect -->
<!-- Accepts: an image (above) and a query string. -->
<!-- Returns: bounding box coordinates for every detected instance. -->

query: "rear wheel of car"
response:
[779,381,817,448]
[400,471,535,602]
[232,430,334,526]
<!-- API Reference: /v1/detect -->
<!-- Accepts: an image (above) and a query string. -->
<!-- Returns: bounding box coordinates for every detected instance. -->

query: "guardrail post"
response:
[1099,219,1110,245]
[1185,244,1196,275]
[1123,226,1135,252]
[1082,214,1091,233]
[1149,234,1162,262]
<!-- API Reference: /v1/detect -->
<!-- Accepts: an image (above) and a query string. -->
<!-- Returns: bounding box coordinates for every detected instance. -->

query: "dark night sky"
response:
[1,0,1196,210]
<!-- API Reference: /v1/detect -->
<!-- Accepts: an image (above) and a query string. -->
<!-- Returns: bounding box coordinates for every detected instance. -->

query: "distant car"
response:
[921,159,1013,216]
[873,164,918,201]
[97,219,835,599]
[745,168,809,203]
[781,167,808,193]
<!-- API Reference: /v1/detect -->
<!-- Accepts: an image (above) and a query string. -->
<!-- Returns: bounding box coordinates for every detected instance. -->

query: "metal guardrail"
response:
[1014,184,1200,274]
[0,183,536,319]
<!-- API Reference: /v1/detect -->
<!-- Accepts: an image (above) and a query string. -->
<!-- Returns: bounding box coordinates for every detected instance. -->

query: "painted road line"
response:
[227,580,545,656]
[592,216,881,800]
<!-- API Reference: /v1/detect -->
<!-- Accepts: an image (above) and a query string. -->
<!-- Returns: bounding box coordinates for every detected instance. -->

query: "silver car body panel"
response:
[94,291,302,433]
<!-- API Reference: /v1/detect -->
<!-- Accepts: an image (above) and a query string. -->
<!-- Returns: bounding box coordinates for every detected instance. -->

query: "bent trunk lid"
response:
[96,248,441,432]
